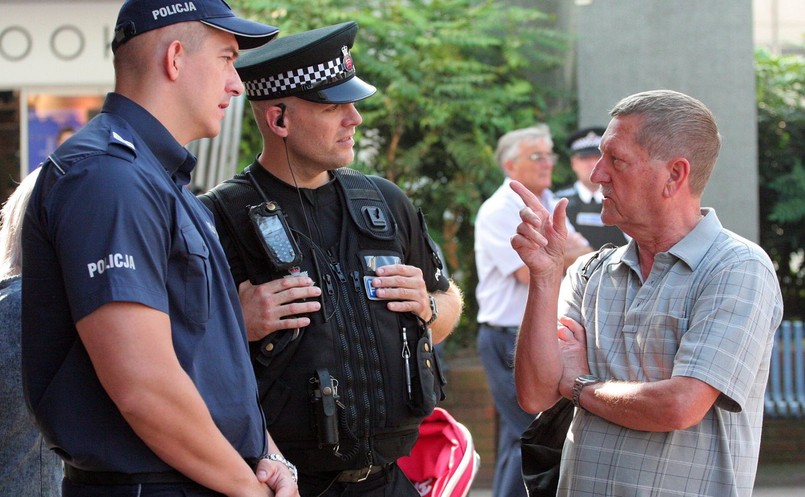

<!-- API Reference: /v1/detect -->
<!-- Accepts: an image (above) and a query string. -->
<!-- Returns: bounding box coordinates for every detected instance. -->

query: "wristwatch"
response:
[572,374,600,409]
[424,294,438,326]
[263,453,298,483]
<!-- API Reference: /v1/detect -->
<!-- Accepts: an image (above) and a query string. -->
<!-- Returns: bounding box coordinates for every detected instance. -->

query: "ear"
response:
[501,158,515,177]
[265,105,288,137]
[663,157,690,197]
[165,40,183,81]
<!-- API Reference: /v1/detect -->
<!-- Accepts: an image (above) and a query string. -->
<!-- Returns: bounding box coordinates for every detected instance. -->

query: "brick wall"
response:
[759,417,805,464]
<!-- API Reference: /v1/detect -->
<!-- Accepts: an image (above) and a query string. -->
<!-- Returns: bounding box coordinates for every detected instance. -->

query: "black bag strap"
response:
[204,180,270,282]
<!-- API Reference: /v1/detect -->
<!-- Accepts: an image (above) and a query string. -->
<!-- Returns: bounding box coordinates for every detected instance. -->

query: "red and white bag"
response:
[398,407,481,497]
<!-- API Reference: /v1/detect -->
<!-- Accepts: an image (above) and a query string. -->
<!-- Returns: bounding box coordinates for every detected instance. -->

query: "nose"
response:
[346,103,362,126]
[229,66,244,97]
[590,157,606,184]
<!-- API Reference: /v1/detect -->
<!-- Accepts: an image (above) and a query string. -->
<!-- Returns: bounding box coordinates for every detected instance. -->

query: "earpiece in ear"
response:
[275,103,286,128]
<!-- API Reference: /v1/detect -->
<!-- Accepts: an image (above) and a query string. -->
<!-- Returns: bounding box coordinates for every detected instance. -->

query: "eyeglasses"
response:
[525,152,558,163]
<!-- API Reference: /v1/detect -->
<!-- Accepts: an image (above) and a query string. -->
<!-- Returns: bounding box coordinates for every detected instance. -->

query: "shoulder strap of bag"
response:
[204,178,269,282]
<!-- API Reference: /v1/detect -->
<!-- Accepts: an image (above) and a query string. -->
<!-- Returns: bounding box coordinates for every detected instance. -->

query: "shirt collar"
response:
[101,93,195,182]
[620,208,721,275]
[667,208,721,270]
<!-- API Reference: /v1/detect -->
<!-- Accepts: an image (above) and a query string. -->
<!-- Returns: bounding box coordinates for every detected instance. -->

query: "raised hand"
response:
[509,180,569,278]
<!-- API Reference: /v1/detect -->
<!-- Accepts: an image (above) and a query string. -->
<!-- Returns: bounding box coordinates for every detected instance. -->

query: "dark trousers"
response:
[477,323,535,497]
[298,463,419,497]
[63,479,224,497]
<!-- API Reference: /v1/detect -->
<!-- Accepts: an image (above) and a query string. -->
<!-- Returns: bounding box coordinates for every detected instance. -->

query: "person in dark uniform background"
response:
[555,126,628,249]
[20,1,298,496]
[200,21,464,497]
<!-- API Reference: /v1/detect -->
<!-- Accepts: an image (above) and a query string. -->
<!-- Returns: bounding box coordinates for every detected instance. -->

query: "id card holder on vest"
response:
[362,254,401,300]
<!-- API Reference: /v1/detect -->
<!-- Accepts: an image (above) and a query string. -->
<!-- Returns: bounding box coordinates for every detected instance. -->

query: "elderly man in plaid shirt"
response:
[510,89,783,497]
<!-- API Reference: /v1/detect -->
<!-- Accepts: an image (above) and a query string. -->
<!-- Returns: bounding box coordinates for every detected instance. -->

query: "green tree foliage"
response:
[756,48,805,318]
[232,0,574,348]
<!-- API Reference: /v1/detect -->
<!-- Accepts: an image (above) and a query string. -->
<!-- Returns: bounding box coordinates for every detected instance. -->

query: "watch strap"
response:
[424,294,438,326]
[572,375,599,409]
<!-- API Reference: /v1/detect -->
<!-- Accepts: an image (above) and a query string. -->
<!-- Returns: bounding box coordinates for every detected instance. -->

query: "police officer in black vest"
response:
[200,22,463,497]
[555,127,629,249]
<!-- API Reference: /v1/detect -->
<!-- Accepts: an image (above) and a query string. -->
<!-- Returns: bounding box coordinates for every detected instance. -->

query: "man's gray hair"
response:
[494,124,553,168]
[610,89,721,196]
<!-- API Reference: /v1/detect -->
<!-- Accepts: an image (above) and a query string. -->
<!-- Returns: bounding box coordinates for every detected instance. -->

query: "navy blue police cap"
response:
[236,21,377,104]
[112,0,279,53]
[566,126,606,156]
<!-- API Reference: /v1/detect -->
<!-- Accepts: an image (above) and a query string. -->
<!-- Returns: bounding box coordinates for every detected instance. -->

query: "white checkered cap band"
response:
[244,55,351,99]
[571,131,602,152]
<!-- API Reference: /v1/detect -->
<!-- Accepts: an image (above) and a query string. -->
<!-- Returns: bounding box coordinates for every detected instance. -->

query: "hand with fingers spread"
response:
[509,180,569,278]
[239,277,322,342]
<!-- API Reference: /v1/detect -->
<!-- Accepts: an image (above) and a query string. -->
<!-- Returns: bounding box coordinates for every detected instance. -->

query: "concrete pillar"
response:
[573,0,758,241]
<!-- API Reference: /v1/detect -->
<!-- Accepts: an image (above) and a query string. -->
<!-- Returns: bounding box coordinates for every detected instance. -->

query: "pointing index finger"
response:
[510,180,548,216]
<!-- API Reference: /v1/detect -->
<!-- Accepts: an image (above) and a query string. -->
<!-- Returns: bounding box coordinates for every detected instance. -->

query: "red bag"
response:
[398,407,481,497]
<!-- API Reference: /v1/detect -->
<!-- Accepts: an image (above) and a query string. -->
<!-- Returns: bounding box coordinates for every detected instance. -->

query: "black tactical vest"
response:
[200,166,445,472]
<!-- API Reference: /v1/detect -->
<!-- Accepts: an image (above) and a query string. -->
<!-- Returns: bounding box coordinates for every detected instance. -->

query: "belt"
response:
[64,465,192,485]
[334,463,392,483]
[481,323,519,334]
[65,457,261,485]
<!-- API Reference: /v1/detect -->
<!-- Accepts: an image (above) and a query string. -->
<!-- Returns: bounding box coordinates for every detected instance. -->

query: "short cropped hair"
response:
[610,89,721,196]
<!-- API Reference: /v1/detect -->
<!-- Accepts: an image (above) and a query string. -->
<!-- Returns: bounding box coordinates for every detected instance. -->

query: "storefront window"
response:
[26,93,103,172]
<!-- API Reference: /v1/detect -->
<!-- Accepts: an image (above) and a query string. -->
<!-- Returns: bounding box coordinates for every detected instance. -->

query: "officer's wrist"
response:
[423,294,438,326]
[263,453,298,483]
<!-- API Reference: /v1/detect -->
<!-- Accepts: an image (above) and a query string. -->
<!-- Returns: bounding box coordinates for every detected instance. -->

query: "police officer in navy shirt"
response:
[21,1,298,496]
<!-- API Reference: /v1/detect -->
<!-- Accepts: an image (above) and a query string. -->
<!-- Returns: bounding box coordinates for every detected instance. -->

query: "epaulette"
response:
[106,127,137,162]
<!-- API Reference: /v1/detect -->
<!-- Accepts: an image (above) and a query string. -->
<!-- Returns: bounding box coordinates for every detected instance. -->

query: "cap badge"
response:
[342,46,354,71]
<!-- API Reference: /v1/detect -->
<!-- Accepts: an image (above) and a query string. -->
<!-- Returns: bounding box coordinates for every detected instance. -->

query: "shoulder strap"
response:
[202,178,272,283]
[332,168,397,240]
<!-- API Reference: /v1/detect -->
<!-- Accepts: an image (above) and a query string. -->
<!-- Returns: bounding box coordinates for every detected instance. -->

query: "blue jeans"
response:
[477,324,535,497]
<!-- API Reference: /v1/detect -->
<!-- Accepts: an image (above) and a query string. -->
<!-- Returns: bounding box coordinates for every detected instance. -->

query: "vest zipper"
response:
[328,253,372,457]
[351,270,386,428]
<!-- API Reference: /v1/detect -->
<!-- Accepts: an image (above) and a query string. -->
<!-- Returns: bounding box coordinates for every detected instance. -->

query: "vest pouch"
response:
[408,334,439,417]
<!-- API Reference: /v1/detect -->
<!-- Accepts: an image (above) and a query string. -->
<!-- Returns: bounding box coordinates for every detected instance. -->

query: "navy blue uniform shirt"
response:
[21,93,267,473]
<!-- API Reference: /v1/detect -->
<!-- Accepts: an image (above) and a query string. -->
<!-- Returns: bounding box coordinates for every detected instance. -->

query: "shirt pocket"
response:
[179,225,211,324]
[634,313,688,379]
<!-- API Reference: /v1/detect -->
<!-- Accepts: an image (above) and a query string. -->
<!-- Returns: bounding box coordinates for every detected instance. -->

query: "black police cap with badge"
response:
[566,126,606,157]
[236,21,377,104]
[112,0,279,53]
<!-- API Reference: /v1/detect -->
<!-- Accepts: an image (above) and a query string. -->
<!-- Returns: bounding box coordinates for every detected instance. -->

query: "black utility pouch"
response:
[309,368,340,449]
[408,335,439,416]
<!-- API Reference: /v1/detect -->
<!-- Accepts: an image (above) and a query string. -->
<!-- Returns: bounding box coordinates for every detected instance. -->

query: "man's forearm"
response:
[572,376,720,432]
[514,272,565,413]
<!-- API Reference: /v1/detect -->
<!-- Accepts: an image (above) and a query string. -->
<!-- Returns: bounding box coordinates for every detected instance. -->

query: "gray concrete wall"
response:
[573,0,758,241]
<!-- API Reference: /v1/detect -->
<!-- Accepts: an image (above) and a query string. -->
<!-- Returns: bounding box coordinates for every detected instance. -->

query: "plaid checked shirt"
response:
[557,208,783,497]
